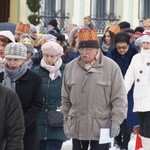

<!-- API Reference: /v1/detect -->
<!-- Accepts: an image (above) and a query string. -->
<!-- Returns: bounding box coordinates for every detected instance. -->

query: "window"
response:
[139,0,150,20]
[91,0,116,19]
[40,0,68,30]
[90,0,118,33]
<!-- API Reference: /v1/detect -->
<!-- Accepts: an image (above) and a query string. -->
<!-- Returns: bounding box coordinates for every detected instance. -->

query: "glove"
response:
[110,121,120,138]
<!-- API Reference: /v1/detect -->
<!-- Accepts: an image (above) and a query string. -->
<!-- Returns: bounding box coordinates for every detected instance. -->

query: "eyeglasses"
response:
[116,45,128,50]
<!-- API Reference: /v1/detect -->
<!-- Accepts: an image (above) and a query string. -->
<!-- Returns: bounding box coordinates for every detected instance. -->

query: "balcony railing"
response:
[39,12,120,34]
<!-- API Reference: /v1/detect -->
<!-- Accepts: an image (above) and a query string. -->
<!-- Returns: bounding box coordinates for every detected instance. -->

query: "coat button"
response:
[147,62,150,66]
[137,78,140,82]
[139,70,143,73]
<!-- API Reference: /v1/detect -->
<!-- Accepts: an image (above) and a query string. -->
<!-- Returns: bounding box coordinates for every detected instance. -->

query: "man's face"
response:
[116,42,129,55]
[47,24,54,30]
[30,31,37,39]
[79,48,98,63]
[14,30,22,42]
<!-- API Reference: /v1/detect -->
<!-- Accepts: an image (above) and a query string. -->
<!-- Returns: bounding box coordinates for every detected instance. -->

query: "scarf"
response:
[101,42,110,53]
[0,57,6,73]
[40,57,62,80]
[25,58,33,69]
[2,63,28,91]
[140,48,150,58]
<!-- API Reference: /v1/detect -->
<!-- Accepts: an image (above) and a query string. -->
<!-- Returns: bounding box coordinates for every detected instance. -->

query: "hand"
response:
[110,121,120,138]
[133,126,139,134]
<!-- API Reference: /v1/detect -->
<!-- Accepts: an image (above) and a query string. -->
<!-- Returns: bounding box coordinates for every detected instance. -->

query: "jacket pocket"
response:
[90,109,111,137]
[96,81,111,106]
[66,110,78,136]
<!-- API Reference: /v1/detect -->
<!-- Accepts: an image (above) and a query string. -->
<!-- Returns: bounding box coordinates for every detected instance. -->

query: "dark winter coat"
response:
[0,69,43,150]
[33,64,67,142]
[0,83,24,150]
[108,43,139,126]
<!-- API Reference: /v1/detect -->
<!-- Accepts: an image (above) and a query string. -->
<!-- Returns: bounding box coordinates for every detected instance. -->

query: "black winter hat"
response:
[51,33,66,41]
[48,19,58,28]
[78,28,100,49]
[78,41,99,49]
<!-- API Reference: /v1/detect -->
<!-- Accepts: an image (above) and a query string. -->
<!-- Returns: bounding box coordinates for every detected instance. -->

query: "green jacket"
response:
[33,64,67,141]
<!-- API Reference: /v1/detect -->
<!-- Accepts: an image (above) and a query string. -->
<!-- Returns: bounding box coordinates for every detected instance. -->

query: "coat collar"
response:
[17,69,29,82]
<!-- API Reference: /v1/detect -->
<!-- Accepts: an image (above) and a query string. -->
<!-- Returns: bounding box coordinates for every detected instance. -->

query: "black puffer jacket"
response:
[0,83,24,150]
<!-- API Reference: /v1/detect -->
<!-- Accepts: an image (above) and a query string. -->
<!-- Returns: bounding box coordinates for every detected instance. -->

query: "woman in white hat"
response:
[0,42,43,150]
[0,30,15,72]
[124,31,150,149]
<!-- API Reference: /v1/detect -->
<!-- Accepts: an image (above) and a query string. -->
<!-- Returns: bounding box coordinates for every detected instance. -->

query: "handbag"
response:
[47,109,63,127]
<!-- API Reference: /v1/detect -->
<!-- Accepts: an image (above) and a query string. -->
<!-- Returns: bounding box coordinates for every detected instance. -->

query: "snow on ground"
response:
[61,133,141,150]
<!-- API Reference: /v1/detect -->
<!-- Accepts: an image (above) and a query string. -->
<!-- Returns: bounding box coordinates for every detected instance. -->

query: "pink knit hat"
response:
[41,41,63,56]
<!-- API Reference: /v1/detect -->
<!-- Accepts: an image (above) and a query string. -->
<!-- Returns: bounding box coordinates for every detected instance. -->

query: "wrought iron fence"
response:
[91,16,120,34]
[39,10,69,33]
[39,12,120,34]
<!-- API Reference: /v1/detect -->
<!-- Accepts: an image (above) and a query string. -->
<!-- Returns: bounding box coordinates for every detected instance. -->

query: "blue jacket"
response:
[108,43,138,77]
[108,43,139,127]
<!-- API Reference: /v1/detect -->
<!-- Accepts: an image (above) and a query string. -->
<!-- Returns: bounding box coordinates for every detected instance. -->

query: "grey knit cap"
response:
[23,43,34,54]
[5,43,27,59]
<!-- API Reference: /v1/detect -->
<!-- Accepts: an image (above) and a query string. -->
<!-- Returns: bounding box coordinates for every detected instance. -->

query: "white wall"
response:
[118,0,140,29]
[66,0,140,29]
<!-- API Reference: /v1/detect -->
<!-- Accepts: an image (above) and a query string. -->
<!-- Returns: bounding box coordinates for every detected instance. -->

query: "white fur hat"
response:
[0,30,15,42]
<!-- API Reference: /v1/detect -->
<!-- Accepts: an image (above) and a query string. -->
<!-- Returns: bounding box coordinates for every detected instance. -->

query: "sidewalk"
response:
[61,133,138,150]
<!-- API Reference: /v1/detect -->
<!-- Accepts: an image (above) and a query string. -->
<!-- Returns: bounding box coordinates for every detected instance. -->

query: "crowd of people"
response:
[0,16,150,150]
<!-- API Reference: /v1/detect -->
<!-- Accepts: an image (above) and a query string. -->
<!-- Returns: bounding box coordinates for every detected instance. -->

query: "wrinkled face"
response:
[0,41,7,58]
[43,53,59,65]
[105,31,111,45]
[116,42,129,55]
[6,58,24,70]
[142,42,150,50]
[79,48,98,63]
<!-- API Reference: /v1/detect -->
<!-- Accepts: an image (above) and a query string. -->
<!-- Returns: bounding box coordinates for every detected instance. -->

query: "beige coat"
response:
[61,53,127,140]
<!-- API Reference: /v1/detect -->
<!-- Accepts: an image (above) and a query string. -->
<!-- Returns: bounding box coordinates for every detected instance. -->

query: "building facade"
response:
[1,0,150,32]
